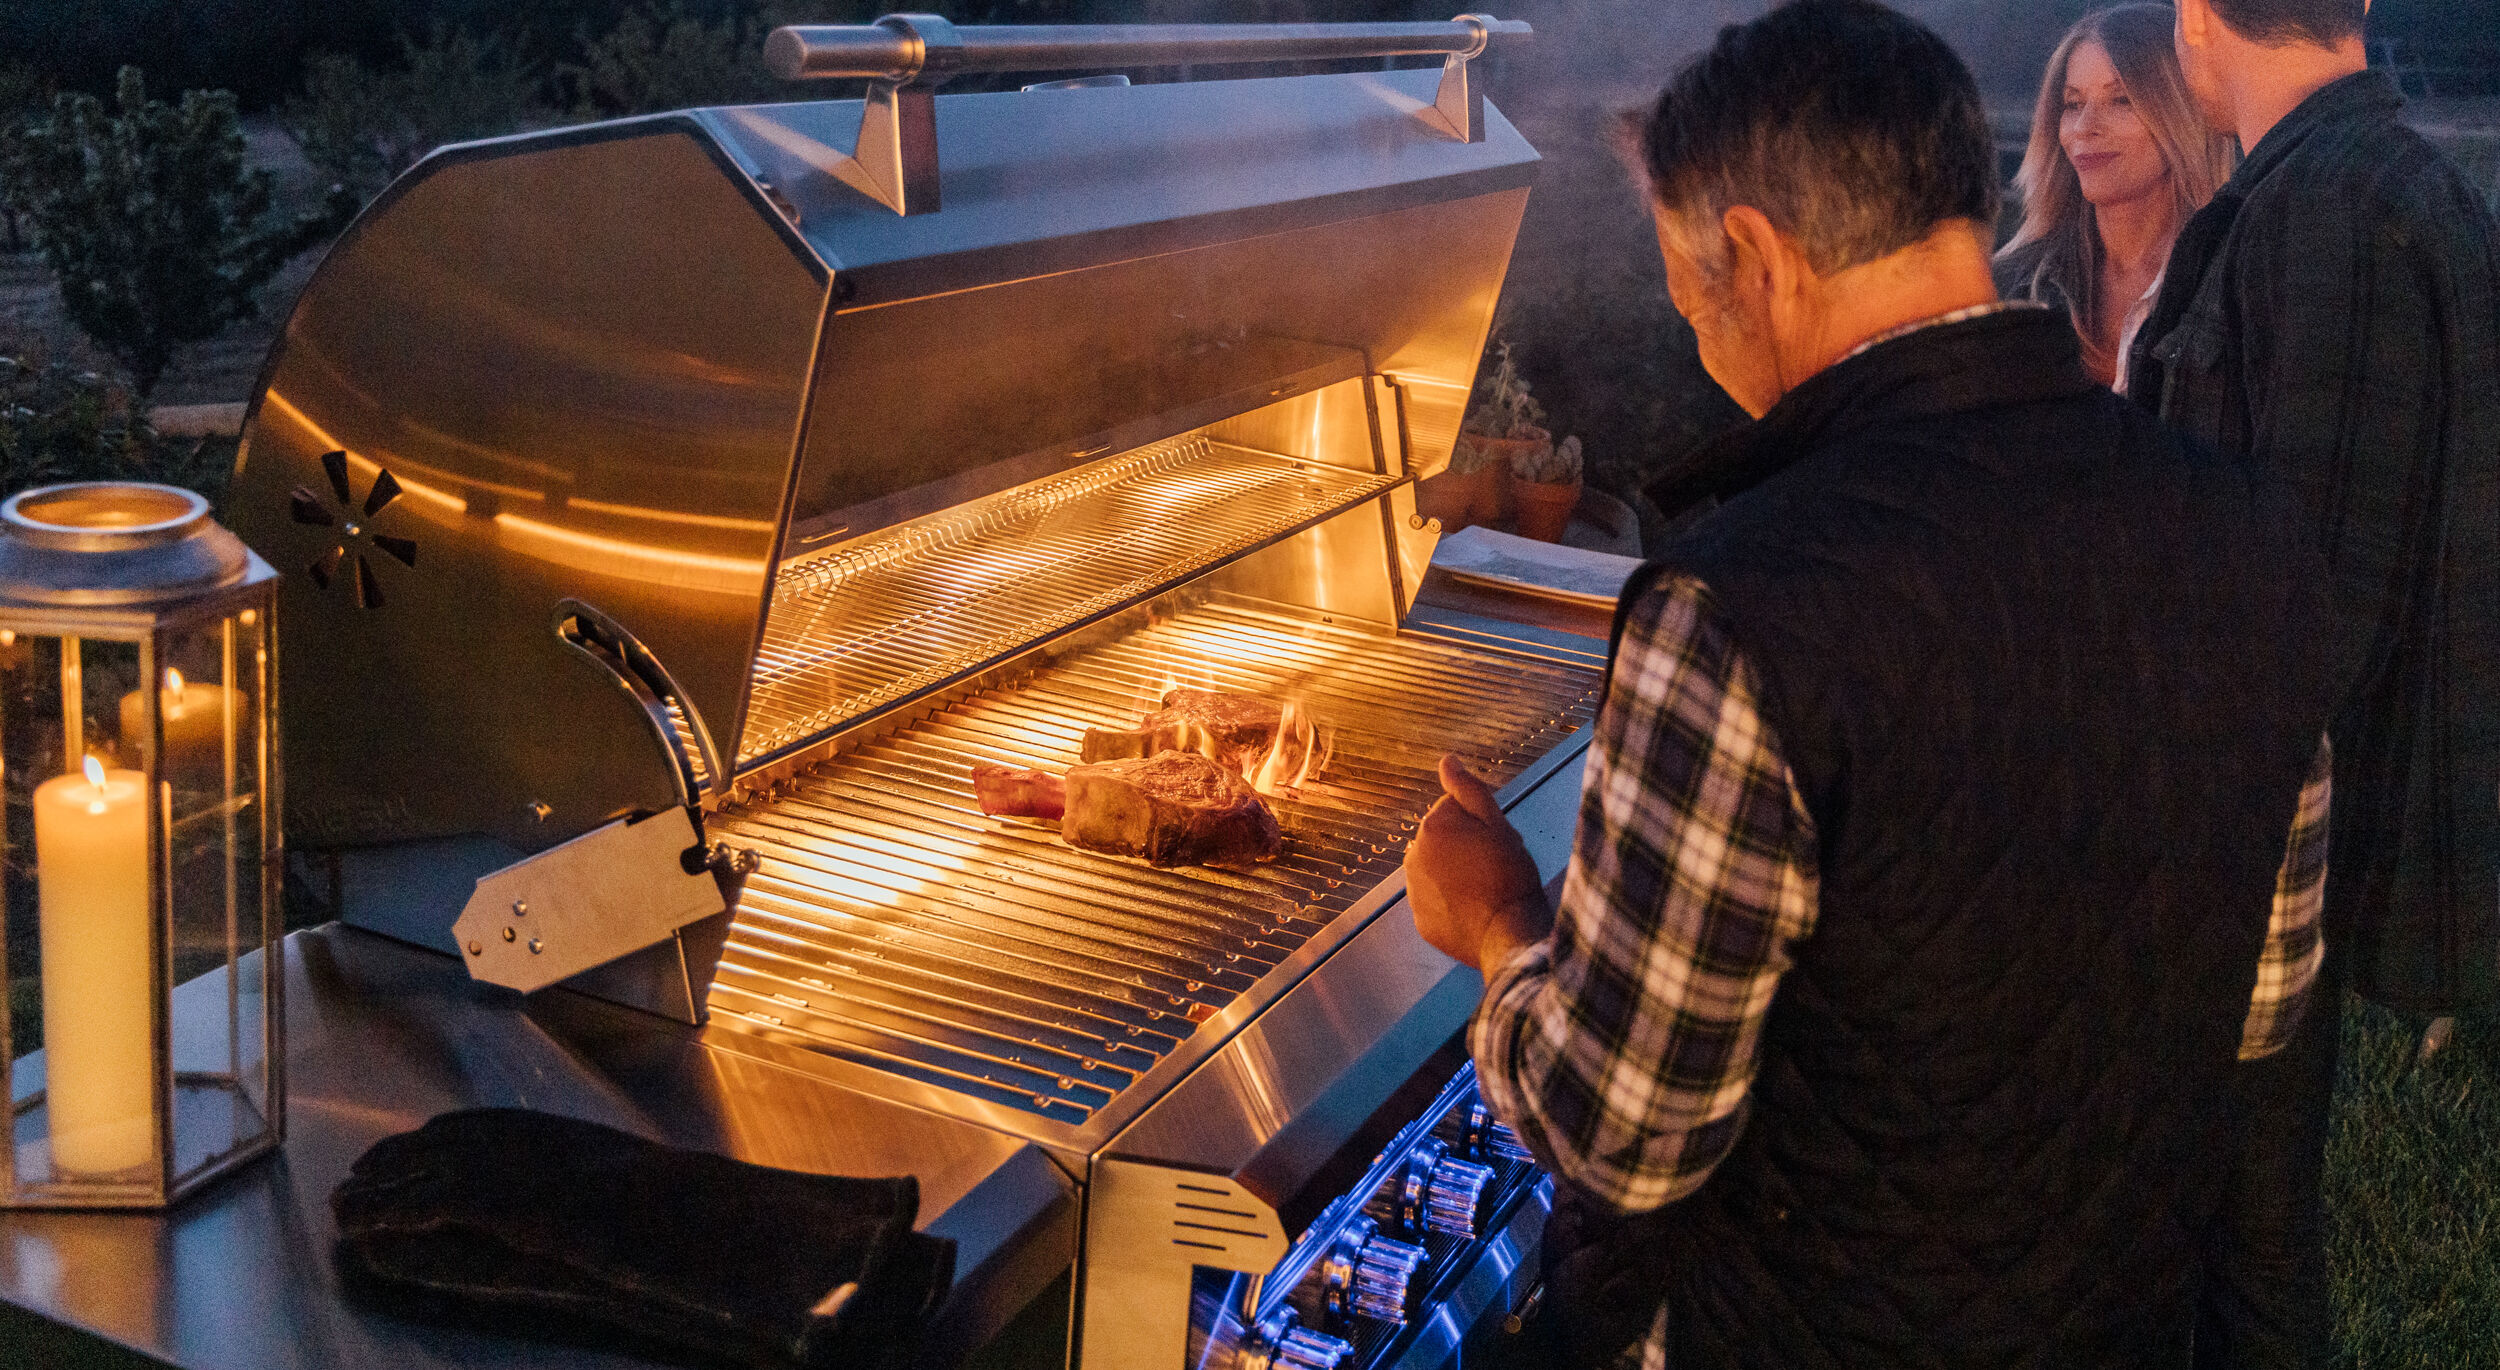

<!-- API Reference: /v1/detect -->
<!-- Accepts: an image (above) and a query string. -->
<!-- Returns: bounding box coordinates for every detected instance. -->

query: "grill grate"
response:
[736,437,1401,767]
[707,600,1601,1124]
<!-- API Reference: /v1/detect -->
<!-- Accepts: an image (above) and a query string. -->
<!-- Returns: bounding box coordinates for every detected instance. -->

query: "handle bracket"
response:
[1422,15,1497,144]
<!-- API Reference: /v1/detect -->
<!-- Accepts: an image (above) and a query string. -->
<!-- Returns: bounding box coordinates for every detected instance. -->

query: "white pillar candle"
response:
[33,756,155,1178]
[118,670,237,777]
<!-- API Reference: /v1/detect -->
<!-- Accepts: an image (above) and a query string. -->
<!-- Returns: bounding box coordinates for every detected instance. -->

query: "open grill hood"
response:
[229,65,1538,856]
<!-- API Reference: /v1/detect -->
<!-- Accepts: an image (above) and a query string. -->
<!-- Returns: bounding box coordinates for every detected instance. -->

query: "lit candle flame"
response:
[83,754,106,789]
[165,668,184,697]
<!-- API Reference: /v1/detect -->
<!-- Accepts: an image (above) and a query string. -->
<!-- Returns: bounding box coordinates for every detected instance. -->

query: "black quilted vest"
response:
[1561,310,2332,1369]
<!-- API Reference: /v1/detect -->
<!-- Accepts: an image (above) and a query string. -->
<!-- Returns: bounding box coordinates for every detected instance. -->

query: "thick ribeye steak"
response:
[1062,752,1283,867]
[1081,688,1283,772]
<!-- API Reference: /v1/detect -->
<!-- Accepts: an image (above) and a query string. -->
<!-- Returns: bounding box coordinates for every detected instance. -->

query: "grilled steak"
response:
[1081,688,1284,773]
[971,764,1067,821]
[1062,752,1283,867]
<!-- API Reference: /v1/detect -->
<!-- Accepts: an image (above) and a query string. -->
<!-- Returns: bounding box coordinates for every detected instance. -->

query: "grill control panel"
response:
[1191,1062,1549,1370]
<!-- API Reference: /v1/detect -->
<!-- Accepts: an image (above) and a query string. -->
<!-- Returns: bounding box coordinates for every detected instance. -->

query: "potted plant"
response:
[1511,434,1583,542]
[1449,340,1550,527]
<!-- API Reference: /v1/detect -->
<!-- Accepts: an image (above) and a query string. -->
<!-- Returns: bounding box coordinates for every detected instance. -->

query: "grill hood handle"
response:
[760,14,1531,214]
[554,599,725,813]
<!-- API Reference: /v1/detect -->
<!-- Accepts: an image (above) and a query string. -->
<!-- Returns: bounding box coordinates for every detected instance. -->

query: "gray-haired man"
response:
[1406,2,2336,1365]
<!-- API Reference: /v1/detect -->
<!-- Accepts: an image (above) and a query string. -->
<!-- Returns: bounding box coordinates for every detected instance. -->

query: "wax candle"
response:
[34,756,154,1177]
[117,670,238,777]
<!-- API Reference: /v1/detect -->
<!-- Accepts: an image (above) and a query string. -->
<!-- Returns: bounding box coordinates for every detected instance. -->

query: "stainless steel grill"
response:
[711,598,1599,1123]
[227,20,1575,1367]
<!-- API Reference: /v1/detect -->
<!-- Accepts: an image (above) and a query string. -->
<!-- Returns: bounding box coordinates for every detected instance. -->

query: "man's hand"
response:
[1406,755,1555,976]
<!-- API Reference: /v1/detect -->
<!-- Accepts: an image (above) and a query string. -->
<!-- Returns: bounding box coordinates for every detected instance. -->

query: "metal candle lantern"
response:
[0,482,281,1207]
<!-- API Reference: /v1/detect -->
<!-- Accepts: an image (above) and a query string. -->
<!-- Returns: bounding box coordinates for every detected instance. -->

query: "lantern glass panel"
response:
[3,631,161,1200]
[157,609,274,1181]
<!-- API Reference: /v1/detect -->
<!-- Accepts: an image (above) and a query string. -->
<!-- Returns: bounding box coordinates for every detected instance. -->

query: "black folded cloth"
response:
[332,1108,955,1369]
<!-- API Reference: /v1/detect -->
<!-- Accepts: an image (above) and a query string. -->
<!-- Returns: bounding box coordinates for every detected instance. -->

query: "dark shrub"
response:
[565,1,808,118]
[0,351,236,503]
[285,26,548,203]
[2,69,344,397]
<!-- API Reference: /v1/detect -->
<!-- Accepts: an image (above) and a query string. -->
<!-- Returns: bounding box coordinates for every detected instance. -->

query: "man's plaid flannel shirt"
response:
[1470,574,2331,1370]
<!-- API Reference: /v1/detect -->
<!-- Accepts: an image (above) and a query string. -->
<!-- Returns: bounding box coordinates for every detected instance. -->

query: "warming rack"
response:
[707,598,1601,1124]
[738,437,1401,764]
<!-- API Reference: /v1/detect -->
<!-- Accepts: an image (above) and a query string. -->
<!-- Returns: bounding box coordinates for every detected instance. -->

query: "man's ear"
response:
[1721,205,1799,310]
[2176,0,2211,48]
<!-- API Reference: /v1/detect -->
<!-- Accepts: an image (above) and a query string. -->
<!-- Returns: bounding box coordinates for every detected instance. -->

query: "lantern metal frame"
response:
[0,483,284,1209]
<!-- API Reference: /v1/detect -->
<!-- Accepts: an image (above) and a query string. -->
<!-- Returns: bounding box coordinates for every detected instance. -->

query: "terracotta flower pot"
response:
[1452,427,1549,527]
[1412,470,1473,530]
[1513,477,1582,543]
[1467,462,1515,527]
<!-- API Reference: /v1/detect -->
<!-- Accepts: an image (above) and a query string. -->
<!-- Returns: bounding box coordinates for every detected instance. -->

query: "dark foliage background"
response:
[0,352,236,499]
[0,0,1457,112]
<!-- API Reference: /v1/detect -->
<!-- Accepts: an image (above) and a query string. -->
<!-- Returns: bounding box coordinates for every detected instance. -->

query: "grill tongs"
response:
[452,602,756,995]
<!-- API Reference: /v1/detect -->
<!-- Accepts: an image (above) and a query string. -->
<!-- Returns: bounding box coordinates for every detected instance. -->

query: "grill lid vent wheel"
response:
[290,449,416,610]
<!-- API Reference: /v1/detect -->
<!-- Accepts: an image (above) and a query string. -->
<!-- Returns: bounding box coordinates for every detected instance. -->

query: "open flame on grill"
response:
[1249,699,1333,795]
[1142,671,1334,797]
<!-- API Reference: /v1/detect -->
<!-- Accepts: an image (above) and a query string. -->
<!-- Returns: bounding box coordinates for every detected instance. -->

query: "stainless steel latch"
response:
[454,602,749,995]
[454,806,728,994]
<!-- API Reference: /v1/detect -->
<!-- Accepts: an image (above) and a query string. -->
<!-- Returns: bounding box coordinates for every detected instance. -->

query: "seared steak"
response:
[1061,752,1283,867]
[971,764,1067,821]
[1081,688,1284,773]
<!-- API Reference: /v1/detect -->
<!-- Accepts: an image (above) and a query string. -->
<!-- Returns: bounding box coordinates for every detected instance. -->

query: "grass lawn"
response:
[2329,996,2500,1365]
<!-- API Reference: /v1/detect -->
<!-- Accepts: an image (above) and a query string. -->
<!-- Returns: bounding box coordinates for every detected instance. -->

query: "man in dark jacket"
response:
[2130,2,2500,1364]
[1405,3,2338,1365]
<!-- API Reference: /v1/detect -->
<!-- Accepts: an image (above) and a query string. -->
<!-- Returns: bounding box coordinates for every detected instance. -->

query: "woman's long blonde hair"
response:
[1998,5,2235,342]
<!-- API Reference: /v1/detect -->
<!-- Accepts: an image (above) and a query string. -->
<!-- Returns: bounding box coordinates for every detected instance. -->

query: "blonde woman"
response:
[1997,5,2236,389]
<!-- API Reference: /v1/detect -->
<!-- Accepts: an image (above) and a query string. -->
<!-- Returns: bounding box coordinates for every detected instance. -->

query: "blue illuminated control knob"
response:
[1399,1139,1495,1239]
[1463,1097,1534,1164]
[1237,1312,1353,1370]
[1274,1323,1355,1370]
[1320,1215,1427,1330]
[1352,1230,1427,1324]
